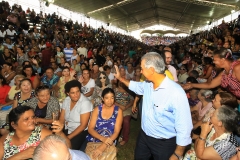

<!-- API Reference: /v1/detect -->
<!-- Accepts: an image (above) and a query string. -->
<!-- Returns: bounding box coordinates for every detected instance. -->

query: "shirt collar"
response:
[149,76,170,91]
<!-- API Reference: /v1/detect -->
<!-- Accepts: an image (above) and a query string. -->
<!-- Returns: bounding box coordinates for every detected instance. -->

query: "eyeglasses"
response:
[180,68,186,70]
[99,76,106,79]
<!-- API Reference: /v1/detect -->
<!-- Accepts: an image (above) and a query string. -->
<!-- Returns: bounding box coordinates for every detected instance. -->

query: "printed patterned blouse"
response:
[3,126,42,159]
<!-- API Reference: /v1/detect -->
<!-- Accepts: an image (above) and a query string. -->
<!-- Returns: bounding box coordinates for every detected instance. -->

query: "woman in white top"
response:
[78,69,95,100]
[70,49,80,64]
[1,62,16,84]
[59,80,93,150]
[125,62,135,80]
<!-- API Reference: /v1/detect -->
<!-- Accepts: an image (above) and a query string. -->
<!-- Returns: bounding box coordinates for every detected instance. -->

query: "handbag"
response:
[85,129,117,160]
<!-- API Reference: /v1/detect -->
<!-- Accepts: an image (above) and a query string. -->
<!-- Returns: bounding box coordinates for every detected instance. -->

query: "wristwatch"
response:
[173,152,183,160]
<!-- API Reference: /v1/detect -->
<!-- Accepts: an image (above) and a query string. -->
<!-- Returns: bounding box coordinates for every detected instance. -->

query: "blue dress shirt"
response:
[69,149,90,160]
[129,76,193,146]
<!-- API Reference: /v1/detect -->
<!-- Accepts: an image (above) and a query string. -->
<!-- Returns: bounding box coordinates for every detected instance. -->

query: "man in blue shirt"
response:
[114,52,193,160]
[64,42,73,62]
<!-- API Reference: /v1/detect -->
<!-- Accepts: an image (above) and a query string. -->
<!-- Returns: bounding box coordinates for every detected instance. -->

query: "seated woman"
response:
[0,75,10,109]
[2,48,14,63]
[132,67,142,82]
[22,65,40,89]
[0,105,70,160]
[71,59,81,74]
[59,80,92,150]
[56,66,75,102]
[25,85,60,127]
[1,62,16,84]
[13,78,35,108]
[198,57,213,82]
[7,75,25,101]
[0,75,25,109]
[79,69,95,100]
[184,106,239,160]
[86,88,123,159]
[91,71,112,108]
[9,66,23,87]
[192,91,238,140]
[191,89,213,128]
[114,81,134,145]
[80,63,87,71]
[203,91,238,122]
[59,57,66,70]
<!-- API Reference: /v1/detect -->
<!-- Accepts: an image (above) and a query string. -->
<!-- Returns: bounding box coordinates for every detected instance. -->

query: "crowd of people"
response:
[141,36,183,46]
[0,1,240,160]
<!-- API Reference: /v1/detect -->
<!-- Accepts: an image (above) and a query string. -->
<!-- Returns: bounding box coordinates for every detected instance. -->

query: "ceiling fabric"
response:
[54,0,240,32]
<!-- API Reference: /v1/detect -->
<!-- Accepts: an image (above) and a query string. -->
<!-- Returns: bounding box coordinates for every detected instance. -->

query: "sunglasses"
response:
[180,68,186,70]
[99,76,106,79]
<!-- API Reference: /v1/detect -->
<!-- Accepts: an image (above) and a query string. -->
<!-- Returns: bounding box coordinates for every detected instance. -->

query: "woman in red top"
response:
[87,47,93,59]
[22,65,40,89]
[184,48,240,102]
[0,75,10,108]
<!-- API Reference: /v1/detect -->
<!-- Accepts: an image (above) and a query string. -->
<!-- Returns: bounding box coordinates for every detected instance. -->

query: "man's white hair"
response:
[141,52,165,74]
[33,135,68,160]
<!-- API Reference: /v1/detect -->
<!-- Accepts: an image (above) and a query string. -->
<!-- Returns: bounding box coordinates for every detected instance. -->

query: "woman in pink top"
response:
[191,89,213,124]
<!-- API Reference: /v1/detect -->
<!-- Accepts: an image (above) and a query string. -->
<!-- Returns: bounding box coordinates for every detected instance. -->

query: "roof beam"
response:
[87,0,137,15]
[105,0,141,30]
[175,0,239,10]
[173,3,191,28]
[126,13,202,26]
[111,5,210,22]
[149,0,159,24]
[111,7,153,22]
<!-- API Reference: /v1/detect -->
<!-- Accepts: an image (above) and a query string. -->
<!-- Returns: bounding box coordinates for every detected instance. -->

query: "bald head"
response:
[33,135,71,160]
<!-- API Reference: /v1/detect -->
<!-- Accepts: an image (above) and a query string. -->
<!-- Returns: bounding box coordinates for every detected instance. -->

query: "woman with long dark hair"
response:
[1,62,16,84]
[86,88,123,158]
[56,66,75,102]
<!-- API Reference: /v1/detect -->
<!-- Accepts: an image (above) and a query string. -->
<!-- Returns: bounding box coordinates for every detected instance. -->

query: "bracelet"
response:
[199,136,206,141]
[173,152,183,160]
